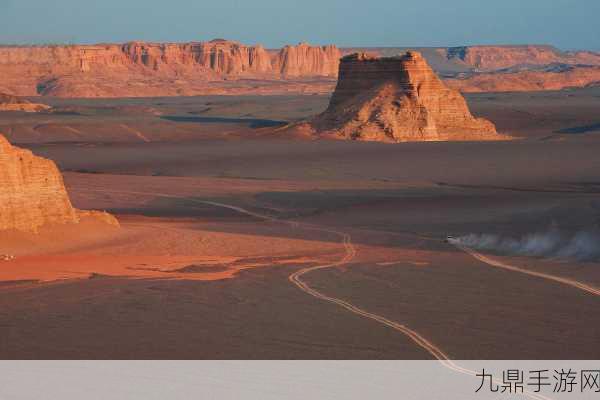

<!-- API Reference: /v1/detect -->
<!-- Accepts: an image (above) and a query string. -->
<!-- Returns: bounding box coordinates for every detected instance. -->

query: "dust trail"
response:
[456,230,600,262]
[450,240,600,296]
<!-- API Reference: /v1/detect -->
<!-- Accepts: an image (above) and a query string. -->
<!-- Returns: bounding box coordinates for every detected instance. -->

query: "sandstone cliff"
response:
[306,52,503,142]
[0,134,117,232]
[0,40,341,97]
[3,41,598,97]
[273,43,341,77]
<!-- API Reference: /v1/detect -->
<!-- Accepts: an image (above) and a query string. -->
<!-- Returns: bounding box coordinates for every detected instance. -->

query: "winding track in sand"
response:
[81,188,452,360]
[77,187,552,399]
[451,241,600,296]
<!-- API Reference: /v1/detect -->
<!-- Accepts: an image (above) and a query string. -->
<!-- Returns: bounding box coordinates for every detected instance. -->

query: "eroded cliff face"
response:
[0,40,341,97]
[0,134,78,231]
[308,52,502,142]
[0,134,117,232]
[274,43,341,77]
[3,41,597,97]
[120,40,274,75]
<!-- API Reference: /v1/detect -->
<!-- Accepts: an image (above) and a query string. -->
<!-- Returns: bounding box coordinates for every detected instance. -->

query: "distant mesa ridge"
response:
[0,40,342,97]
[304,51,504,142]
[0,41,599,97]
[443,44,600,71]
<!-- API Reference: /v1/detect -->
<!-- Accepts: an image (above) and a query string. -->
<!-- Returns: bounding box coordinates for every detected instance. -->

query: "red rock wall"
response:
[274,43,341,77]
[0,40,341,96]
[0,134,78,232]
[121,40,275,75]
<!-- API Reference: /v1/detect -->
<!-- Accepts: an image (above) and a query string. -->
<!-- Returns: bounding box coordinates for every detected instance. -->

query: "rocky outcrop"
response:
[0,134,117,232]
[0,40,340,97]
[305,52,502,142]
[0,92,51,112]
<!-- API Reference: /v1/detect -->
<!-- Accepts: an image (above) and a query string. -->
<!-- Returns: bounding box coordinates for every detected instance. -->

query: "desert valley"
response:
[0,38,599,360]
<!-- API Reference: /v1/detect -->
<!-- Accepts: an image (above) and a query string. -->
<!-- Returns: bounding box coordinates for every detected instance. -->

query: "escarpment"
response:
[0,40,341,97]
[274,43,341,77]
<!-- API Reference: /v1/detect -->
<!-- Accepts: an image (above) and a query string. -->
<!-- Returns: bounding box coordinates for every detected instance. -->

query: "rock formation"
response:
[0,40,341,97]
[343,46,600,93]
[0,134,118,232]
[273,43,341,77]
[119,39,274,75]
[3,41,598,97]
[306,52,502,142]
[0,92,51,112]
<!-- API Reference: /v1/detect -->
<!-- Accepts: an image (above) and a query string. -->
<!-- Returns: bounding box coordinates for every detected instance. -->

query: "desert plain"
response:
[0,83,598,359]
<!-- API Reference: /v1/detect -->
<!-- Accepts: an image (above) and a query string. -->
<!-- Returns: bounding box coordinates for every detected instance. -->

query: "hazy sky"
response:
[1,0,599,50]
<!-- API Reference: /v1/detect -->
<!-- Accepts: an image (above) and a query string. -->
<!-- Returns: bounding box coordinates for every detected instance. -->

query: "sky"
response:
[1,0,599,50]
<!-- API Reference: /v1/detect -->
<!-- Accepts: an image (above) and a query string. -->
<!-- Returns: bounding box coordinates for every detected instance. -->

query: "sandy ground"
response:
[0,89,599,359]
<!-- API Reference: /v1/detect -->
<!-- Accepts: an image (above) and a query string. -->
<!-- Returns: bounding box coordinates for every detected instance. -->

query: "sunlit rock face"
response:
[0,40,341,97]
[0,134,79,232]
[309,51,503,142]
[274,43,341,77]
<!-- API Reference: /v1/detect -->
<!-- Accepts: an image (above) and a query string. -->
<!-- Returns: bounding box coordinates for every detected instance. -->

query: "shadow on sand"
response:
[161,115,288,128]
[556,122,600,134]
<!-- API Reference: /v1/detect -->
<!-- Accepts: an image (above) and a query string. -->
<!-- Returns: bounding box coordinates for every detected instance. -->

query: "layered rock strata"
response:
[0,134,117,232]
[307,52,502,142]
[0,40,341,97]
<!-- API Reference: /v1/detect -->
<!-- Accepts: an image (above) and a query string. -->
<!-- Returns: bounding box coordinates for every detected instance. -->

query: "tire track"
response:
[78,186,551,399]
[80,187,451,359]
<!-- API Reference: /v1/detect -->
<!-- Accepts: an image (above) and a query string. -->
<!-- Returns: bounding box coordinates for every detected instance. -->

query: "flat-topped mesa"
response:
[0,134,117,232]
[310,51,503,142]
